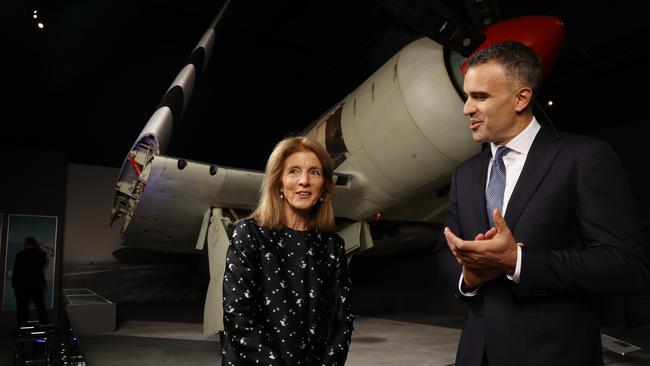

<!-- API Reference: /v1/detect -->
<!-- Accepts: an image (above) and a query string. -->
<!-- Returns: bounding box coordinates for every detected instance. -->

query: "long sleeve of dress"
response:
[320,235,354,365]
[222,222,281,365]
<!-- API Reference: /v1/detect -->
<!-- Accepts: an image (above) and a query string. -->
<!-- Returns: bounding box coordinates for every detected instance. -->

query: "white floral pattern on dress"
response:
[222,218,354,365]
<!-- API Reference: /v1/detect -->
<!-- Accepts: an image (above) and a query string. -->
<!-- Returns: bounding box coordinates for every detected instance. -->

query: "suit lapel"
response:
[504,126,561,231]
[471,146,492,232]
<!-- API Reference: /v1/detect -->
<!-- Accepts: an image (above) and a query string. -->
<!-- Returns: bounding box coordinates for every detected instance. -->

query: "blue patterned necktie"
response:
[486,146,511,227]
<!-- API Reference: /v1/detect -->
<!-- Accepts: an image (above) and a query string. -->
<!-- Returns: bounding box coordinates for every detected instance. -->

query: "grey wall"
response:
[64,164,123,265]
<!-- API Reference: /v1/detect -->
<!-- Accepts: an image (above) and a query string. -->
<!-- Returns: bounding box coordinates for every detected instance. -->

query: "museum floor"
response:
[4,250,650,365]
[3,301,650,365]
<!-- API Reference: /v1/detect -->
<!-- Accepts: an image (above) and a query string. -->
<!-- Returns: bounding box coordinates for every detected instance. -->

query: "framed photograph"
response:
[3,214,58,310]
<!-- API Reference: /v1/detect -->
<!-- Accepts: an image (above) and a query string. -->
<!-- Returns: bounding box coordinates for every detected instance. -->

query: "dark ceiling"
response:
[3,0,649,169]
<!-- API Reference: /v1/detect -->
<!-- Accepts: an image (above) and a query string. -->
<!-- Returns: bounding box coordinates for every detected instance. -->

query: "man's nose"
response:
[463,99,475,116]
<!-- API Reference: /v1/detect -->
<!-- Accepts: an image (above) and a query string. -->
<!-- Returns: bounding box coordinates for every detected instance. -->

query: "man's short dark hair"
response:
[466,40,543,96]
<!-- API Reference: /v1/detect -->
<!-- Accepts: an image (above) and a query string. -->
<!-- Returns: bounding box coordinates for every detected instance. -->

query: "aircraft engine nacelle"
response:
[307,37,479,222]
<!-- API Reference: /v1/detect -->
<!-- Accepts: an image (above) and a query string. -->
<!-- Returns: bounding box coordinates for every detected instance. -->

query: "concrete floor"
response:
[30,258,647,365]
[77,317,460,366]
[68,316,650,366]
[3,306,650,365]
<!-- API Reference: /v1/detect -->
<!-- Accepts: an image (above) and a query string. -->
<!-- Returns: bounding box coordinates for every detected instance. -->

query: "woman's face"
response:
[281,150,325,219]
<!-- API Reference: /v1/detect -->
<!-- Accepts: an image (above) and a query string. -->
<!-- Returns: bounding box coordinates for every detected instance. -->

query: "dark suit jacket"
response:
[435,126,649,366]
[12,247,47,290]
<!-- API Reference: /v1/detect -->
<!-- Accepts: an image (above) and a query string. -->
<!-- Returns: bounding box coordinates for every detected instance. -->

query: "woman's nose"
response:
[299,172,312,186]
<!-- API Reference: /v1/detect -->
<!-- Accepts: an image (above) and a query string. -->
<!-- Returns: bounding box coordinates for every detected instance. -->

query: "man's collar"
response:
[490,117,541,156]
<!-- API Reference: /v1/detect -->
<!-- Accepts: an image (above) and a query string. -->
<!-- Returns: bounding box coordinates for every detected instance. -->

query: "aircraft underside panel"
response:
[122,155,263,252]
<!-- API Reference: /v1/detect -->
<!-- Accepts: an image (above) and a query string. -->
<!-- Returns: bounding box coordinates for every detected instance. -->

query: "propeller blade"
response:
[376,0,485,57]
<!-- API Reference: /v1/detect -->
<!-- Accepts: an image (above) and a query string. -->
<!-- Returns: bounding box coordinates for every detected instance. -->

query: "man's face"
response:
[462,60,521,145]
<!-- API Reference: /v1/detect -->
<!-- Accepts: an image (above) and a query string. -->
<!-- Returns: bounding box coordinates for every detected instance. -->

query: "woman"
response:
[222,136,354,365]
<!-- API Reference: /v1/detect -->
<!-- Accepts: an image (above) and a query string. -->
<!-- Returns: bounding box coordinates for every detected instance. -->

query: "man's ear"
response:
[514,86,533,113]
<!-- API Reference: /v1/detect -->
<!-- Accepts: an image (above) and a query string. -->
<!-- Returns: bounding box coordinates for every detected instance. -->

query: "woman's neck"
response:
[284,206,312,231]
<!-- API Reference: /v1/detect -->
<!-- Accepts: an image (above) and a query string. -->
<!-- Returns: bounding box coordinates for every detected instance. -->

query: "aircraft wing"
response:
[119,155,263,253]
[115,153,380,254]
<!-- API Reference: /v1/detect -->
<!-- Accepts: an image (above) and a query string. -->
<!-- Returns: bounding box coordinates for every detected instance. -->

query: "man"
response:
[12,236,48,326]
[435,40,648,366]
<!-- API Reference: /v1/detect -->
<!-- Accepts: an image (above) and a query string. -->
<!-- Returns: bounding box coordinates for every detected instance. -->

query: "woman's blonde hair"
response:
[252,136,335,231]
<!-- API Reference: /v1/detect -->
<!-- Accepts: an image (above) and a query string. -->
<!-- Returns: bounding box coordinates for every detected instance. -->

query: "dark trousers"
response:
[14,287,47,326]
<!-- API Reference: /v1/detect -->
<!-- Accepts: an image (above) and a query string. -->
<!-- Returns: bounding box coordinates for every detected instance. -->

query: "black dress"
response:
[222,218,354,365]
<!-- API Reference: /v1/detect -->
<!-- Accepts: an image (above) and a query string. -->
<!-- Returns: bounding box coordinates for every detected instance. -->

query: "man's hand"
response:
[447,226,497,264]
[474,227,497,241]
[445,209,518,275]
[462,265,502,290]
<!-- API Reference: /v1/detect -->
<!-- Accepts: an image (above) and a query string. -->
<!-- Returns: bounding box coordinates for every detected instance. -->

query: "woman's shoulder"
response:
[315,230,345,249]
[233,217,258,230]
[325,230,343,242]
[232,217,277,240]
[230,217,262,239]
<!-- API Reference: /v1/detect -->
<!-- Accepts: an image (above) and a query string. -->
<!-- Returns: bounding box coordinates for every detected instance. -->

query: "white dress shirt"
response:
[459,117,541,296]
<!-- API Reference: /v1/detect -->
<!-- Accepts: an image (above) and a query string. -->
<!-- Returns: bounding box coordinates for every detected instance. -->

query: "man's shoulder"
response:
[552,130,614,157]
[22,248,46,260]
[554,129,603,144]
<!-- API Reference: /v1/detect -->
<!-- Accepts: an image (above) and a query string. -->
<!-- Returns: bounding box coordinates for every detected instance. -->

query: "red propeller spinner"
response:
[461,15,566,78]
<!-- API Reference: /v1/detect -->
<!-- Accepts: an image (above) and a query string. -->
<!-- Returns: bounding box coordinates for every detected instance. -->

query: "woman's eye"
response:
[288,169,299,175]
[310,170,321,177]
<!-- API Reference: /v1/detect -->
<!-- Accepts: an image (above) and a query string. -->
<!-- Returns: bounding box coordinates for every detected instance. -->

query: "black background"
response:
[3,0,649,169]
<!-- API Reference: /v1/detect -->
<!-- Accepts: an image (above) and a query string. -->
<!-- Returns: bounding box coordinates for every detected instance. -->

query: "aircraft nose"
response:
[461,15,566,78]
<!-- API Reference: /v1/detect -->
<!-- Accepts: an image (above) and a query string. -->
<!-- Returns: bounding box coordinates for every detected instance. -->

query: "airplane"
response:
[109,0,567,337]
